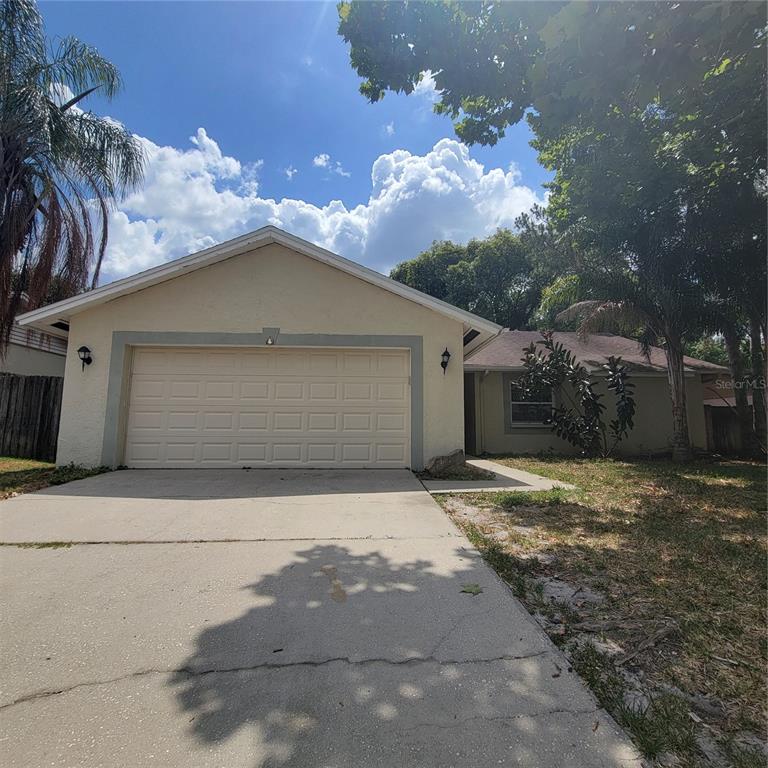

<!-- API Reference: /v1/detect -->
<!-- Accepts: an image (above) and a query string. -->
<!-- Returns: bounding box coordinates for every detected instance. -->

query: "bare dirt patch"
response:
[440,457,767,768]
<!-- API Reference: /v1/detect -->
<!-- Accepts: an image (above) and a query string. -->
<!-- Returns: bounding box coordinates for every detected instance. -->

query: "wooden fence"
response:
[0,374,64,462]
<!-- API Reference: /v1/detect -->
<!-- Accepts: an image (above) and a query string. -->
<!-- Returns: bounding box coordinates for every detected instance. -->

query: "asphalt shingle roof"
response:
[464,331,728,374]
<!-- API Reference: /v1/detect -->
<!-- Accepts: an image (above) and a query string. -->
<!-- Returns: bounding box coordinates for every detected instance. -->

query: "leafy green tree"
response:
[685,336,730,368]
[340,1,765,158]
[532,275,581,330]
[540,105,718,460]
[389,240,465,302]
[0,0,145,349]
[390,229,545,329]
[693,177,767,454]
[339,0,766,460]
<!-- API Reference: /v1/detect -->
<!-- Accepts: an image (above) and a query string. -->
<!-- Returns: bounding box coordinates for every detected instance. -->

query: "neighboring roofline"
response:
[17,226,502,337]
[463,329,730,375]
[8,323,67,356]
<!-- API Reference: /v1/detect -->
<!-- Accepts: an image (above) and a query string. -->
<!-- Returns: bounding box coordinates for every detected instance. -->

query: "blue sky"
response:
[41,1,550,281]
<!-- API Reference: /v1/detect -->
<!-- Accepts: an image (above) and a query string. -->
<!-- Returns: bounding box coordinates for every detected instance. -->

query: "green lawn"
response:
[0,457,107,499]
[441,456,766,766]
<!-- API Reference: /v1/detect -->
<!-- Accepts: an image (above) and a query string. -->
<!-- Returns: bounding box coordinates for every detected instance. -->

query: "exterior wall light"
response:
[440,347,451,375]
[77,345,93,371]
[265,336,275,345]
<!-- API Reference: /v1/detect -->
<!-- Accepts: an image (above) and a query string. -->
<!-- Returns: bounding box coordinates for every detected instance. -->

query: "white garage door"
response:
[124,347,411,468]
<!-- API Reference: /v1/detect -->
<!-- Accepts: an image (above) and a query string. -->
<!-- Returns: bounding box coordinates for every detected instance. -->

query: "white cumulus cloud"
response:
[100,130,545,281]
[413,71,440,103]
[313,152,350,178]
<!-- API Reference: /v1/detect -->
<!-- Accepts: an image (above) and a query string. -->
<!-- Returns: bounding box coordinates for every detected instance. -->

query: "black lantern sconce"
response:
[77,345,93,371]
[440,347,451,375]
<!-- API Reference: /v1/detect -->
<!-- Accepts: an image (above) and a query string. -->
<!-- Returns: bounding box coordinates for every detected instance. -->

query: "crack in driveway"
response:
[1,650,551,711]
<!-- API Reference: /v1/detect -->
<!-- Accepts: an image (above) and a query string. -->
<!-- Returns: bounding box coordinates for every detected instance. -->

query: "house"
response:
[0,323,66,377]
[16,227,728,468]
[464,330,728,456]
[701,376,753,454]
[17,226,500,470]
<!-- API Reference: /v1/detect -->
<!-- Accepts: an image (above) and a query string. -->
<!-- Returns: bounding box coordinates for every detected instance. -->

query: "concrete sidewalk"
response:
[422,457,575,494]
[0,470,639,767]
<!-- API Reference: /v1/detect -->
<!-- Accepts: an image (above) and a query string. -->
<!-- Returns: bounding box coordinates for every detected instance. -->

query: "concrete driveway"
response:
[0,470,639,768]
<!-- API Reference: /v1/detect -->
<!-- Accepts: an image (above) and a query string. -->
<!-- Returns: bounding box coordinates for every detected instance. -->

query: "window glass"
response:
[510,382,553,424]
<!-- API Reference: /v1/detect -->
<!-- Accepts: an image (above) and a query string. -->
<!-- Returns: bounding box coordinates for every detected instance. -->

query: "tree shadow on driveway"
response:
[168,543,639,768]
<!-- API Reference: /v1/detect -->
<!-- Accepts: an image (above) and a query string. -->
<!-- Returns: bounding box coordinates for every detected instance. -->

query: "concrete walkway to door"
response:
[0,470,640,767]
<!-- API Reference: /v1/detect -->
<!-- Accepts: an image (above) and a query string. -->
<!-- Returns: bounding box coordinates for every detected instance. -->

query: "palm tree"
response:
[0,0,144,349]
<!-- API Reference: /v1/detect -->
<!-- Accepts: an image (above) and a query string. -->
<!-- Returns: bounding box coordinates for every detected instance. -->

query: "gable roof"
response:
[16,226,502,340]
[464,330,728,375]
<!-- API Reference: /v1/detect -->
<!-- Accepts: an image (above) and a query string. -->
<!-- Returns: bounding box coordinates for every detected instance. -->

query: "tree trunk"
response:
[722,325,754,457]
[749,318,767,453]
[665,337,692,462]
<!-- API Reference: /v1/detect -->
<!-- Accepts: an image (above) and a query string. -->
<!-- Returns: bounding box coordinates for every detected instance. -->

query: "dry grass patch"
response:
[0,457,108,499]
[441,456,766,766]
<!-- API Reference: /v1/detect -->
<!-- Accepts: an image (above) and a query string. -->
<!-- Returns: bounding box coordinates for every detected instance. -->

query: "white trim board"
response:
[17,226,502,339]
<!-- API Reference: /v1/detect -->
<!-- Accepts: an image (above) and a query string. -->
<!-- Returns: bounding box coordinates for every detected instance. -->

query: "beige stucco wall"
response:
[0,343,66,377]
[474,370,708,457]
[57,243,465,468]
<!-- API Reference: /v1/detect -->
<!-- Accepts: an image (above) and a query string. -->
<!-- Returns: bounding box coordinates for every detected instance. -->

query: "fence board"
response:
[0,374,63,462]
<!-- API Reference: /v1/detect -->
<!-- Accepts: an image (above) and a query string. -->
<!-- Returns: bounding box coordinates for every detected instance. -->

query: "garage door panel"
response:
[201,443,233,462]
[203,412,234,430]
[272,443,303,462]
[129,410,165,430]
[125,347,410,468]
[307,413,337,431]
[205,381,236,400]
[274,381,304,400]
[132,349,168,372]
[309,353,339,374]
[377,382,407,400]
[131,379,166,400]
[308,382,338,400]
[341,443,371,462]
[206,351,238,371]
[273,412,303,431]
[376,412,407,431]
[167,411,198,430]
[166,443,197,462]
[341,412,372,431]
[240,381,270,399]
[342,382,371,401]
[377,443,408,462]
[127,442,162,462]
[169,381,200,399]
[342,352,374,374]
[236,443,268,462]
[377,352,409,376]
[239,412,269,430]
[307,443,336,462]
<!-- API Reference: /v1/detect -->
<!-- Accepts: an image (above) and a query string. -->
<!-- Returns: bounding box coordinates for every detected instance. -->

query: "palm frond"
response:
[557,300,658,358]
[0,0,146,351]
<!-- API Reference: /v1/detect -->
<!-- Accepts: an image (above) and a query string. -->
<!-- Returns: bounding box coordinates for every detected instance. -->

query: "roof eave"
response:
[17,226,502,338]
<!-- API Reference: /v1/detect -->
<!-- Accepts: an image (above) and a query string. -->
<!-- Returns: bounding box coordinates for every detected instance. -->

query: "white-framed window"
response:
[509,381,553,424]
